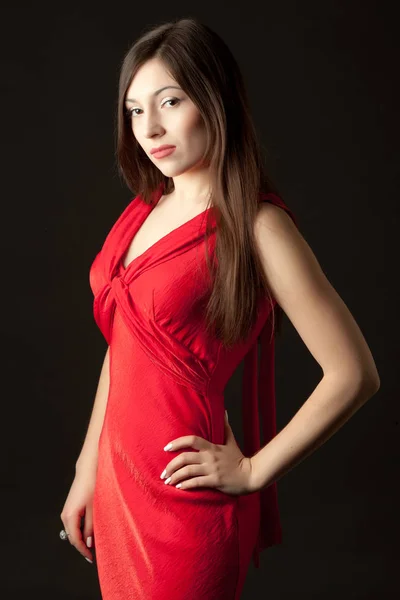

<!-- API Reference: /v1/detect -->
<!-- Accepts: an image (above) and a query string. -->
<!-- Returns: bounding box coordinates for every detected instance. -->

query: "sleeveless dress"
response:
[89,182,298,599]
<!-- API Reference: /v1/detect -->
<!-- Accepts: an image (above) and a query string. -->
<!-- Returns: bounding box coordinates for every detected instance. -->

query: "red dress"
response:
[89,182,298,599]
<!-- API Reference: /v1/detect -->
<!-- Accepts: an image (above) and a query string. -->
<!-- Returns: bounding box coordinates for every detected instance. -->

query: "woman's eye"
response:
[125,97,180,118]
[163,97,180,108]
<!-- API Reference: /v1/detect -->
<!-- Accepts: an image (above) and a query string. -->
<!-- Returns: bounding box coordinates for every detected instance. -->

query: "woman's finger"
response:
[164,462,208,487]
[62,511,94,563]
[82,505,94,550]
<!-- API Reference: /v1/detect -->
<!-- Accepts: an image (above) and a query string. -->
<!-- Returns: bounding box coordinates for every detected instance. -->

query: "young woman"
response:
[60,17,380,600]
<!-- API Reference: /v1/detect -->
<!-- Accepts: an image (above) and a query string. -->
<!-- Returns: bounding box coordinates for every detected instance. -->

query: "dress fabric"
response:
[89,182,298,599]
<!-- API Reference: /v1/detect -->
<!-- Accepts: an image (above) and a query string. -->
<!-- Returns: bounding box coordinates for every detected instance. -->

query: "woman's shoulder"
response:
[257,191,299,229]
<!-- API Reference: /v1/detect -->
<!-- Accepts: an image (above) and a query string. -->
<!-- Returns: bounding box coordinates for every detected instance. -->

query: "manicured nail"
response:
[160,469,167,479]
[85,557,93,563]
[164,476,171,485]
[86,536,93,548]
[164,443,173,451]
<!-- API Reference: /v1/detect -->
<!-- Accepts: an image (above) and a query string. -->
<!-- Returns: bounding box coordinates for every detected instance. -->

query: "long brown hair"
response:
[116,17,287,350]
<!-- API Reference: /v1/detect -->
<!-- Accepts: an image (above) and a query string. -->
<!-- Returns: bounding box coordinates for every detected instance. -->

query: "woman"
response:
[60,17,380,599]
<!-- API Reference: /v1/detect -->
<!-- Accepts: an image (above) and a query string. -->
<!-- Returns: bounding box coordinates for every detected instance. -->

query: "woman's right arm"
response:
[75,345,110,474]
[60,346,111,564]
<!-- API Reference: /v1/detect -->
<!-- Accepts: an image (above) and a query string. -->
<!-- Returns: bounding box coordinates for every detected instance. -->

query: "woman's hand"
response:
[160,410,257,495]
[60,466,97,564]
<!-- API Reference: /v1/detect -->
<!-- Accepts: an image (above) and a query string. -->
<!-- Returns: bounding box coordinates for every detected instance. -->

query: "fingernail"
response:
[86,536,93,548]
[164,443,173,451]
[85,557,93,563]
[160,469,167,479]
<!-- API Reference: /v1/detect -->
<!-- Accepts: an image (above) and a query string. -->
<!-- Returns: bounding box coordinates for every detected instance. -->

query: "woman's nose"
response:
[143,116,165,137]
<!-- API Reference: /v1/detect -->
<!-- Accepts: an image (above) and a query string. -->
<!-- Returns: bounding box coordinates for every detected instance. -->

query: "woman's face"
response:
[124,58,208,177]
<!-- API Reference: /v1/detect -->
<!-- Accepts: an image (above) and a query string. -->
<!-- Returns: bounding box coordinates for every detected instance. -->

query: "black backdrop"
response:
[2,1,398,598]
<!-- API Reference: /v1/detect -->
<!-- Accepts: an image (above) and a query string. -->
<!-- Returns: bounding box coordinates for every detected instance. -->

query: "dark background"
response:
[2,1,398,598]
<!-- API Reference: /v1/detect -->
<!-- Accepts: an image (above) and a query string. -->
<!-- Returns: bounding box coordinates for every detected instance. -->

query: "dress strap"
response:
[242,310,283,568]
[242,190,298,566]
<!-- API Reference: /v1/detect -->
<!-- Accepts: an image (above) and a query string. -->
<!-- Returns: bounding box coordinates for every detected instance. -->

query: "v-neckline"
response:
[119,185,212,273]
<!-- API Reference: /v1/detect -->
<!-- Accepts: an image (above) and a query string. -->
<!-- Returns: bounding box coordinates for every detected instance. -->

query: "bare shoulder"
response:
[253,202,380,386]
[253,200,322,316]
[254,201,309,295]
[254,201,297,237]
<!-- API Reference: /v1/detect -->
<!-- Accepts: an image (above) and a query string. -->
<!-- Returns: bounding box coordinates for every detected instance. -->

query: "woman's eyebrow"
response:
[125,86,183,104]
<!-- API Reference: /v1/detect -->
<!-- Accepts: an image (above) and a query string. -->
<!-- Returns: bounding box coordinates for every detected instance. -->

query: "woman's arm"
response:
[251,204,380,491]
[75,346,110,474]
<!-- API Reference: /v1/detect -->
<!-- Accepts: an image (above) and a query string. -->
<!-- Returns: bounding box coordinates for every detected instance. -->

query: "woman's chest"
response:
[122,202,210,270]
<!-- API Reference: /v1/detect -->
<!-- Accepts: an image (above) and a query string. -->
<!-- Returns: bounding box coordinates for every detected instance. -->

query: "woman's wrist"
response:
[75,451,98,475]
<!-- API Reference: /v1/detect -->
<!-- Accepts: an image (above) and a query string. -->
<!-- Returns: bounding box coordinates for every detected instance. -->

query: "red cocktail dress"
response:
[89,182,298,599]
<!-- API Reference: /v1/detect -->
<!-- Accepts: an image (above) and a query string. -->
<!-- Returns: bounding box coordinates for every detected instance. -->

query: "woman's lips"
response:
[152,147,176,159]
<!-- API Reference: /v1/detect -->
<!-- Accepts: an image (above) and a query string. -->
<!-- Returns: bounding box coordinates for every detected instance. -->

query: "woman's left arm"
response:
[251,203,380,492]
